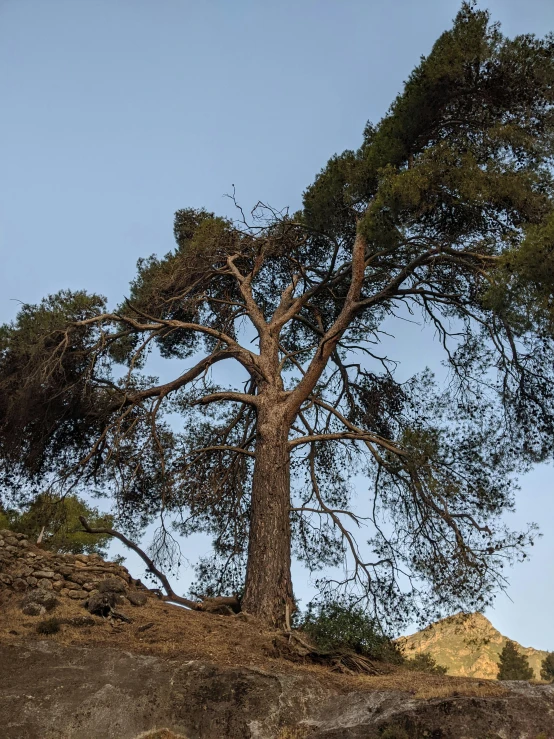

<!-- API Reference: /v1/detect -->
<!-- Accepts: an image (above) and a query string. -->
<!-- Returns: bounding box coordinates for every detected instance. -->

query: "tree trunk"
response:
[242,407,294,627]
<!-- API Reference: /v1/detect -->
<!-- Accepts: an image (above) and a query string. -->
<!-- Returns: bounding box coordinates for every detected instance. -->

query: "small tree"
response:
[497,640,534,681]
[0,494,113,556]
[404,652,447,675]
[540,652,554,682]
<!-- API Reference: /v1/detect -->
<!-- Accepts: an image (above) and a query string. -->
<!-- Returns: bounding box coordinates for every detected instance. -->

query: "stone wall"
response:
[0,529,148,605]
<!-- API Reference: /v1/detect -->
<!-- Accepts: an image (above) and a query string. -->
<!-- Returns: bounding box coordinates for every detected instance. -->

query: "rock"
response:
[1,641,554,739]
[63,581,83,591]
[21,603,46,616]
[86,591,118,616]
[20,589,60,613]
[68,590,88,600]
[67,573,87,585]
[58,565,74,576]
[98,577,127,595]
[32,570,56,579]
[127,592,148,607]
[0,574,12,585]
[62,616,97,628]
[52,580,64,592]
[26,577,38,587]
[137,622,155,633]
[37,578,53,590]
[12,578,28,592]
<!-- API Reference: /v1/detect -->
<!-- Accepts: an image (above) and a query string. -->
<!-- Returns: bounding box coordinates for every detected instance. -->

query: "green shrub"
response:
[301,600,402,662]
[36,618,61,635]
[403,652,447,674]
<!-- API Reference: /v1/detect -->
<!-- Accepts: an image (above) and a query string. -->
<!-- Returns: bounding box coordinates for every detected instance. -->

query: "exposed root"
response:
[268,630,387,676]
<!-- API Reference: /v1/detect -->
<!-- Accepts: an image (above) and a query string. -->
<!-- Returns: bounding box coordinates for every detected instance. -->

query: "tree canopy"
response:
[1,3,554,627]
[0,494,113,556]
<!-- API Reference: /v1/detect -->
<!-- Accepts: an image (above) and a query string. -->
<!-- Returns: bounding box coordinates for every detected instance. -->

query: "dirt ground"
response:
[0,588,505,701]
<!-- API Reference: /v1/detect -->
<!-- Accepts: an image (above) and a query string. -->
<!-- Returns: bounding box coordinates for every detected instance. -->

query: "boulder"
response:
[127,591,148,607]
[20,589,60,614]
[85,590,119,617]
[98,577,127,594]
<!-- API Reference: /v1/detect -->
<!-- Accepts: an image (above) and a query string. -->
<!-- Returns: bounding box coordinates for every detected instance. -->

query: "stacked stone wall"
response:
[0,529,149,606]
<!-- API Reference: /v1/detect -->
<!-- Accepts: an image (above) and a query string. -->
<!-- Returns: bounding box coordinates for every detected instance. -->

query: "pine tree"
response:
[2,4,554,627]
[497,641,535,681]
[540,652,554,682]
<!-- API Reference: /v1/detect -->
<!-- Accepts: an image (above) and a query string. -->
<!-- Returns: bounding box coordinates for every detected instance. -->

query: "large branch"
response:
[77,311,260,375]
[226,255,269,336]
[192,391,259,407]
[285,230,368,412]
[104,351,235,412]
[79,516,200,609]
[289,430,400,452]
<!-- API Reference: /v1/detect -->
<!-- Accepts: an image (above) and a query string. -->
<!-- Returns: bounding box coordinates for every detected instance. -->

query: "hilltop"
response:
[397,612,550,680]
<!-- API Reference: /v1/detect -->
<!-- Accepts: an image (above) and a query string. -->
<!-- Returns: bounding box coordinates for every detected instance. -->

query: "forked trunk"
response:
[242,409,294,626]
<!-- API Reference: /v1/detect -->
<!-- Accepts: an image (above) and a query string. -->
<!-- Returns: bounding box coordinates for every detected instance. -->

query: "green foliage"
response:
[36,618,61,635]
[0,290,108,476]
[301,600,402,662]
[540,652,554,682]
[2,494,113,556]
[403,652,448,675]
[497,640,535,680]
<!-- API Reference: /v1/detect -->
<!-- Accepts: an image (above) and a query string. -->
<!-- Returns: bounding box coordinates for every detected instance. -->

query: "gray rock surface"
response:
[1,641,553,739]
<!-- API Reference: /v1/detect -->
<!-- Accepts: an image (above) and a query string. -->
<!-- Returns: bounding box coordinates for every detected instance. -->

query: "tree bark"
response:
[242,406,294,627]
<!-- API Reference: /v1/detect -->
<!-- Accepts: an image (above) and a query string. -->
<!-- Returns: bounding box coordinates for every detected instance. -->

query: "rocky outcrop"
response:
[1,640,554,739]
[2,536,553,737]
[397,612,550,680]
[0,529,149,610]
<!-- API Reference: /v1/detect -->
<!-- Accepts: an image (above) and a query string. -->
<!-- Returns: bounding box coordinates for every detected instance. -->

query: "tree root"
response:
[270,631,386,676]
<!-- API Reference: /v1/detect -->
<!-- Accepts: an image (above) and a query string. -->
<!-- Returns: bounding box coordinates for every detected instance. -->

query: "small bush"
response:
[36,618,61,635]
[403,652,447,675]
[301,600,402,662]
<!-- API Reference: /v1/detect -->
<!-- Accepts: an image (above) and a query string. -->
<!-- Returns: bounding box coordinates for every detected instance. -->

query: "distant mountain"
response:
[396,612,549,680]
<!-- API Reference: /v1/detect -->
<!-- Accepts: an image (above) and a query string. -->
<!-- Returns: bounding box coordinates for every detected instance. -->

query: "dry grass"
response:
[0,589,506,700]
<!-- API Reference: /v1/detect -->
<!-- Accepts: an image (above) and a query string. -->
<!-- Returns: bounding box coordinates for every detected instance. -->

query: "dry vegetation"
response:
[0,588,505,700]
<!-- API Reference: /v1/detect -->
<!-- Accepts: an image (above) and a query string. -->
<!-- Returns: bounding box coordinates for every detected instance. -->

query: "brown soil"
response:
[0,587,505,700]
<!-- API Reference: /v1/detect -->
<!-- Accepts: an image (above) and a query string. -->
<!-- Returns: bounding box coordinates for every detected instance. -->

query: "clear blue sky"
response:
[1,0,553,647]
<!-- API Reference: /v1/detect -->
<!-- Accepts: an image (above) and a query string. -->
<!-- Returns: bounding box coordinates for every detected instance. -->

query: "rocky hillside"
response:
[397,612,550,680]
[2,532,554,738]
